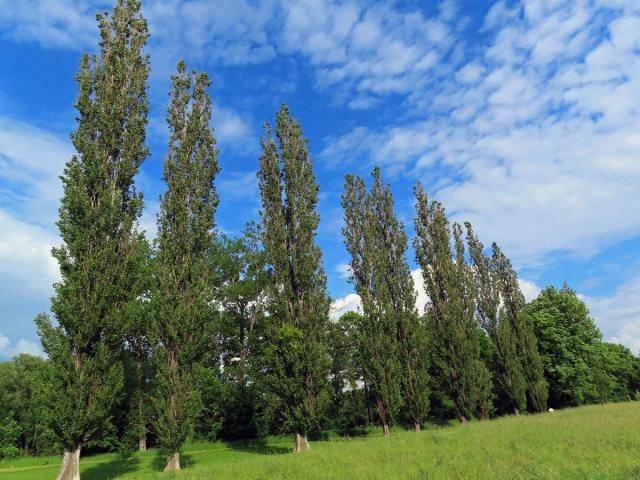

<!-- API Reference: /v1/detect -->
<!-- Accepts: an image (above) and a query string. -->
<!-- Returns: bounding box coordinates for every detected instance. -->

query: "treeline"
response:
[1,1,639,479]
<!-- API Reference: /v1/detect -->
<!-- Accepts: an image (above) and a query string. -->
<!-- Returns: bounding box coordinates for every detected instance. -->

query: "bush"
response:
[0,416,21,459]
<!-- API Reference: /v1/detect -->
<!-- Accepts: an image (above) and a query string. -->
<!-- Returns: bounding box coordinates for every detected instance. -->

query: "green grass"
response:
[2,402,639,479]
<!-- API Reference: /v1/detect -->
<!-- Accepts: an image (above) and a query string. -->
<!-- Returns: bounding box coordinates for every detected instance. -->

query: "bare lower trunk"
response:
[513,407,520,416]
[57,444,81,480]
[382,423,390,436]
[164,452,180,471]
[138,435,147,452]
[413,422,421,432]
[293,432,310,453]
[460,415,469,424]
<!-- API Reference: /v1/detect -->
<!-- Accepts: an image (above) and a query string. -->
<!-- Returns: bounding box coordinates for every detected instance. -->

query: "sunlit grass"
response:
[2,402,639,479]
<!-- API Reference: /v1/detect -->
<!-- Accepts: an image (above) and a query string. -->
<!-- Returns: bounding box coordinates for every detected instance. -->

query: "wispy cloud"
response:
[323,1,640,267]
[0,334,45,359]
[213,106,255,154]
[0,0,107,49]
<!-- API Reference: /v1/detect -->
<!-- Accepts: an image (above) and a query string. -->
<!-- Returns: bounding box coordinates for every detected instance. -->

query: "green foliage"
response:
[527,285,638,407]
[413,186,493,421]
[0,355,58,456]
[341,174,401,432]
[257,104,331,438]
[341,168,429,432]
[37,0,149,455]
[152,60,220,461]
[0,417,21,459]
[466,225,548,414]
[326,312,370,435]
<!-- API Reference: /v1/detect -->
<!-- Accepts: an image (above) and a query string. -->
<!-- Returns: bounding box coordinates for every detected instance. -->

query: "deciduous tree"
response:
[413,185,493,422]
[257,104,330,452]
[153,60,219,471]
[36,2,150,478]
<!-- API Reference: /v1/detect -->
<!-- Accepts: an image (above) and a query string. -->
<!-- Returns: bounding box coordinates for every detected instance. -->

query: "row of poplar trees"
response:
[34,2,548,479]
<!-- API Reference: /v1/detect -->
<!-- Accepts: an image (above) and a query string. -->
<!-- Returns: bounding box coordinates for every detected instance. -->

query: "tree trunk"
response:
[57,444,81,480]
[413,422,421,432]
[460,415,469,424]
[382,423,390,436]
[164,451,180,471]
[293,432,310,453]
[363,379,372,424]
[138,434,147,452]
[513,407,520,416]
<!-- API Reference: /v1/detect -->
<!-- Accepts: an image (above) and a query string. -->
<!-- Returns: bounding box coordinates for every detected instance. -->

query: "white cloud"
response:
[519,278,542,303]
[330,292,362,320]
[0,117,66,349]
[280,0,457,105]
[334,262,352,280]
[213,106,254,152]
[0,116,71,226]
[331,268,428,319]
[0,210,60,293]
[411,269,428,316]
[0,334,45,359]
[585,274,640,355]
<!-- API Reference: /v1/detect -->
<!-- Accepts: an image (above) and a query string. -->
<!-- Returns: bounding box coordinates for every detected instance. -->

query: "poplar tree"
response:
[492,244,548,412]
[413,185,493,422]
[342,168,429,434]
[342,174,401,435]
[153,61,219,471]
[257,104,330,452]
[35,2,149,478]
[466,224,526,415]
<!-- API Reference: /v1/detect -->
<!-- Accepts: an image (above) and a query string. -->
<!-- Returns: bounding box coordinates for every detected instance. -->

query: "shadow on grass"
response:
[82,452,140,480]
[151,451,196,472]
[226,439,291,456]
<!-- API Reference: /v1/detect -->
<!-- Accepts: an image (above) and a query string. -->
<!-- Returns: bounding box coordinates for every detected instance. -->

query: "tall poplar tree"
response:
[342,174,401,435]
[153,61,220,471]
[492,244,548,412]
[257,104,330,452]
[342,168,429,434]
[413,185,493,422]
[35,2,149,478]
[466,224,526,415]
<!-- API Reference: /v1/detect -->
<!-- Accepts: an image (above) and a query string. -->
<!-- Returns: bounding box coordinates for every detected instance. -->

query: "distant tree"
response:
[526,285,630,407]
[413,186,493,422]
[0,355,56,456]
[257,104,330,452]
[213,222,268,386]
[341,173,401,435]
[153,60,219,471]
[327,312,369,435]
[35,1,150,478]
[342,168,429,434]
[592,342,640,402]
[207,222,269,440]
[121,238,154,451]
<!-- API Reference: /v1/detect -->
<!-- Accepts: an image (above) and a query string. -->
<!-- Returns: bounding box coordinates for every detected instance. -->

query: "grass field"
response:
[1,402,639,480]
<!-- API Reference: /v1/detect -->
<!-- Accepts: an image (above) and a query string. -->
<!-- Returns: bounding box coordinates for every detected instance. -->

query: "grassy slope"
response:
[1,402,639,480]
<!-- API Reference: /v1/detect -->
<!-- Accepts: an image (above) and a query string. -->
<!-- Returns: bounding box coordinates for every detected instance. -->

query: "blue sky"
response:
[1,0,639,359]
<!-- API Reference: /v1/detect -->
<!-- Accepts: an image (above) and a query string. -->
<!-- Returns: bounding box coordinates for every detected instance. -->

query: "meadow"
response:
[1,401,638,480]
